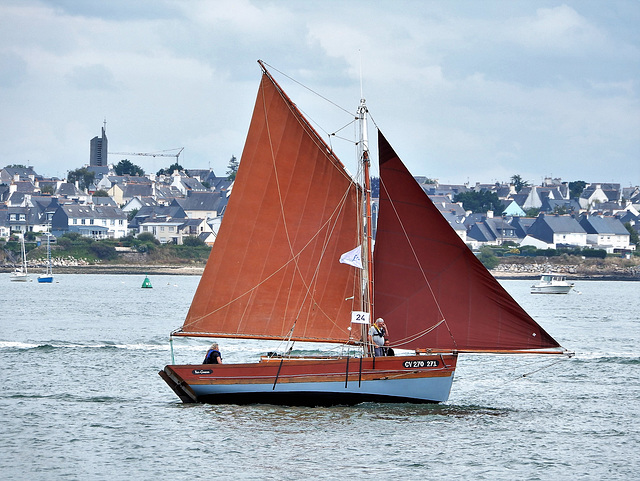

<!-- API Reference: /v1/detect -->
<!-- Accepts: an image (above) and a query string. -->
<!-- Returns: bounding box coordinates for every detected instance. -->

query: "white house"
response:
[51,204,128,239]
[579,184,611,210]
[519,214,587,249]
[139,217,184,244]
[579,215,634,252]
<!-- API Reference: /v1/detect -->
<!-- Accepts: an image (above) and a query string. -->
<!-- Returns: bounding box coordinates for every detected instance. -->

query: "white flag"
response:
[339,245,363,269]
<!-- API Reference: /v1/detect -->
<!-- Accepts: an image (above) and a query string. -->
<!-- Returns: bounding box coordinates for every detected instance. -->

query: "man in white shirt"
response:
[368,318,387,356]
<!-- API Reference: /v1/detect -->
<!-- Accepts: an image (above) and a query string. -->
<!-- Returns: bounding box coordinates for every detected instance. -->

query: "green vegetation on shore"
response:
[477,243,640,278]
[1,232,211,266]
[478,243,611,267]
[2,233,638,279]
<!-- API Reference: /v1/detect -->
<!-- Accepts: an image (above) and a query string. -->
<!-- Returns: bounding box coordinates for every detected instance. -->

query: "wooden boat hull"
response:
[159,354,457,406]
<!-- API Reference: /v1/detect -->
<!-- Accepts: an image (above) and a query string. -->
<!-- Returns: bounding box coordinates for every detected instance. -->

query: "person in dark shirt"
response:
[384,338,395,356]
[203,342,223,364]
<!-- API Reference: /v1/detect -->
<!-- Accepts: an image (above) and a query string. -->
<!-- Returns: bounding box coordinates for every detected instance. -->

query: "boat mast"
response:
[21,233,27,274]
[46,229,51,275]
[357,98,374,325]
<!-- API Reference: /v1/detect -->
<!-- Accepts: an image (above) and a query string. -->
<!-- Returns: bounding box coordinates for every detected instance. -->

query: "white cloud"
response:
[0,0,637,186]
[66,64,118,90]
[504,5,606,54]
[0,51,28,87]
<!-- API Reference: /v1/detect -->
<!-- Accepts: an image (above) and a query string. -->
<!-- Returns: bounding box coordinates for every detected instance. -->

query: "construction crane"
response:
[108,147,184,162]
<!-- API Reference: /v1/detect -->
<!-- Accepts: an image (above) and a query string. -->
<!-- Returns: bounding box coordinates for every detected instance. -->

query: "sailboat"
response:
[37,232,54,283]
[159,61,570,406]
[10,233,28,282]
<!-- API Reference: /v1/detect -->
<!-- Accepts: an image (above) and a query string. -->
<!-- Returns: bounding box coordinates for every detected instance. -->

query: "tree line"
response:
[452,174,589,215]
[2,231,211,265]
[65,156,241,191]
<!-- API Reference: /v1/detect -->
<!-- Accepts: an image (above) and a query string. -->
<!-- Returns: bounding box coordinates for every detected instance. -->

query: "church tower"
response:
[90,120,108,166]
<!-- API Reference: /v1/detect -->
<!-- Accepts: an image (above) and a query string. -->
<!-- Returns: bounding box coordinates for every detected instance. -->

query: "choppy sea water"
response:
[0,274,638,480]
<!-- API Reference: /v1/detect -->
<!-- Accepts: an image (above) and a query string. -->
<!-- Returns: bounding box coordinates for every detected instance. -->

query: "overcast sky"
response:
[1,0,638,187]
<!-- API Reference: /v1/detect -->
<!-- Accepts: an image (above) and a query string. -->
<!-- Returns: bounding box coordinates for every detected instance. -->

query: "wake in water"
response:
[0,340,169,352]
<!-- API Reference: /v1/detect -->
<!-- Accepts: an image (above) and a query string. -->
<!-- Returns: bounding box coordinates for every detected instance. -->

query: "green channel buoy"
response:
[141,275,153,288]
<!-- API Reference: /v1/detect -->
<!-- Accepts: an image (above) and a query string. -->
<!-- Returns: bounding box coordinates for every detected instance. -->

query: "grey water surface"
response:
[1,274,638,480]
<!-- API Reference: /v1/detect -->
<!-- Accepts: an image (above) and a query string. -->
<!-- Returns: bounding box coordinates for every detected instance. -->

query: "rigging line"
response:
[386,319,446,347]
[330,118,358,138]
[264,79,357,333]
[284,96,357,187]
[261,64,362,190]
[331,133,358,145]
[261,63,357,156]
[298,105,334,139]
[367,110,381,132]
[265,325,297,355]
[503,356,570,385]
[278,323,297,357]
[378,175,458,348]
[262,61,354,117]
[180,188,355,330]
[290,188,355,332]
[295,104,358,158]
[265,78,316,326]
[378,177,447,324]
[453,355,573,395]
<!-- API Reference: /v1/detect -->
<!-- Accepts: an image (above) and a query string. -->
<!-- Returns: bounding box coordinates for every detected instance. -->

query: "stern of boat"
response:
[159,366,198,403]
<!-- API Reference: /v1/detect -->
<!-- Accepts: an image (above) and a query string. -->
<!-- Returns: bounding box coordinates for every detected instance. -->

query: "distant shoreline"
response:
[2,263,638,280]
[1,264,206,276]
[490,272,639,281]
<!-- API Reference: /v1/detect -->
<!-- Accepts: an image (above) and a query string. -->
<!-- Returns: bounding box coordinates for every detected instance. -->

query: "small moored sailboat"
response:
[159,61,570,406]
[10,233,28,282]
[37,232,54,284]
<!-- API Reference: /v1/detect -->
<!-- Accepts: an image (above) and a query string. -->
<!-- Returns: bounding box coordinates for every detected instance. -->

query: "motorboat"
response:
[531,273,574,294]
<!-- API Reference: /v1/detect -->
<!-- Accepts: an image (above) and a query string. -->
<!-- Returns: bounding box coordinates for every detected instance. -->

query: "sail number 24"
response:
[403,360,439,369]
